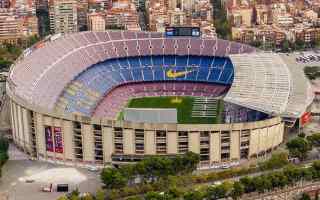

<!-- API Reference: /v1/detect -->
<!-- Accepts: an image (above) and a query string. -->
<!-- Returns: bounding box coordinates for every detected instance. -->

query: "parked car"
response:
[87,166,99,172]
[25,179,35,183]
[41,183,53,192]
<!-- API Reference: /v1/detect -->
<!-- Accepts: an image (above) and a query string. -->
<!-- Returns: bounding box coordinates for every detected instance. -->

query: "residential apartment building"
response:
[49,0,78,34]
[0,8,38,44]
[105,0,140,31]
[0,0,10,8]
[88,12,105,31]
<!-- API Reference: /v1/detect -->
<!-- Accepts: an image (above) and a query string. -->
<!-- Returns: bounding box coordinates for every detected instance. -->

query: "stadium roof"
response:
[225,53,314,118]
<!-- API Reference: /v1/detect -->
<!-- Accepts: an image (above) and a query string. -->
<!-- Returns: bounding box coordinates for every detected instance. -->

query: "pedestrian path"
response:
[8,144,29,160]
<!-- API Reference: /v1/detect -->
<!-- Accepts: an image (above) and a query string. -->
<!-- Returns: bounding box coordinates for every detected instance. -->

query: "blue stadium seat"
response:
[197,67,209,81]
[188,56,201,66]
[208,68,222,82]
[152,55,163,66]
[120,69,133,82]
[224,60,233,69]
[140,56,152,66]
[108,59,121,70]
[154,68,165,80]
[213,57,225,68]
[142,68,153,80]
[128,57,141,68]
[185,69,198,81]
[132,68,143,81]
[164,55,175,66]
[176,56,188,66]
[219,68,233,83]
[200,57,214,68]
[118,59,130,68]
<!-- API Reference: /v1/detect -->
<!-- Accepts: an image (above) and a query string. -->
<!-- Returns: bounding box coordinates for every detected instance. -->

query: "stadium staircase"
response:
[192,97,217,118]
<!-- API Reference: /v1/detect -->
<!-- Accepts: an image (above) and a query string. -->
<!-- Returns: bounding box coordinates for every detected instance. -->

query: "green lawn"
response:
[122,96,223,124]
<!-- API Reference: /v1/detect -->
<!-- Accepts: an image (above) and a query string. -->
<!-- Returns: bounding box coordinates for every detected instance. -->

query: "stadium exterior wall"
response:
[9,88,285,167]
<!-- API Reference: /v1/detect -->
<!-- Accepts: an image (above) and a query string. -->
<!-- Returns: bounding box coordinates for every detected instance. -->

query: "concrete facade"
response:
[9,99,285,167]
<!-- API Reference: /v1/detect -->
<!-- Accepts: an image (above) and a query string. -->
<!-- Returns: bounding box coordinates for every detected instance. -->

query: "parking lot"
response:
[295,51,320,64]
[0,144,102,200]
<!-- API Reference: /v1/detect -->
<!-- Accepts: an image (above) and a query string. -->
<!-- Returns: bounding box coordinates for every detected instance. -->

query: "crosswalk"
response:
[192,97,218,118]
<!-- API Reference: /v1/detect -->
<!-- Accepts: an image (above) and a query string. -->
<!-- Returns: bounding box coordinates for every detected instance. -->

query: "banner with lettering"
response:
[54,127,63,153]
[45,126,54,152]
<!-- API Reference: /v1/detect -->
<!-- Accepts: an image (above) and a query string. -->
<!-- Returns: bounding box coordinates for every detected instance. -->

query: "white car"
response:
[221,164,230,169]
[87,166,99,172]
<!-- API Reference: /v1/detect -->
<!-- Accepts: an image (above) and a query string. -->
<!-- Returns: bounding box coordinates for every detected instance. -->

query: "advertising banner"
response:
[301,112,312,127]
[54,127,63,153]
[45,126,54,152]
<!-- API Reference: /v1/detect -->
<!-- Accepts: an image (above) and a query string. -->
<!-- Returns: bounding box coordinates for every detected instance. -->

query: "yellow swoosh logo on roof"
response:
[166,69,192,78]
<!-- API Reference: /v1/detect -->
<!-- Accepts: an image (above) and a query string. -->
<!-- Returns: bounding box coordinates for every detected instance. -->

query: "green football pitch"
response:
[120,96,224,124]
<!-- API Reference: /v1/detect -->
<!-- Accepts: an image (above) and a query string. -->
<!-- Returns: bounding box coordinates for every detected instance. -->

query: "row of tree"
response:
[100,152,289,199]
[100,152,200,189]
[57,152,291,200]
[124,161,320,200]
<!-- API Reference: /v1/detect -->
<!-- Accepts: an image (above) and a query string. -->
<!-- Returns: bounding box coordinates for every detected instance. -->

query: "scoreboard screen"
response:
[165,27,201,37]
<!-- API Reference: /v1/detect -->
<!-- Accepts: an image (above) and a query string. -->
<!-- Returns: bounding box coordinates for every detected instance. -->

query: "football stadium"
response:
[6,30,314,167]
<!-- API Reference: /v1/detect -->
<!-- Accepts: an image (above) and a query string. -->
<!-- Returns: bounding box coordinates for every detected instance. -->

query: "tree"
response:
[57,196,69,200]
[307,133,320,147]
[295,39,306,51]
[313,160,320,171]
[259,152,289,170]
[304,66,320,80]
[144,191,163,200]
[179,151,200,174]
[250,40,262,48]
[26,35,40,47]
[286,137,312,160]
[283,165,302,185]
[119,164,136,185]
[312,160,320,178]
[212,0,231,39]
[315,38,320,48]
[240,177,255,193]
[231,181,244,200]
[165,186,184,198]
[300,167,313,181]
[81,194,94,200]
[206,182,233,200]
[0,59,12,69]
[100,168,127,189]
[253,175,272,193]
[69,194,80,200]
[269,172,288,189]
[127,197,144,200]
[95,189,105,200]
[298,133,306,138]
[281,40,291,52]
[183,190,203,200]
